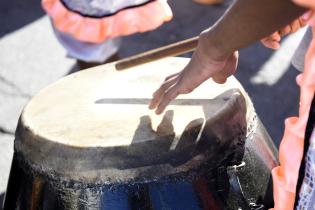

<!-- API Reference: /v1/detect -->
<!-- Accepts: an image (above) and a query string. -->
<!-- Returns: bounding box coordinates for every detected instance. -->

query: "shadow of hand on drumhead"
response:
[131,110,175,144]
[126,110,177,168]
[94,89,248,169]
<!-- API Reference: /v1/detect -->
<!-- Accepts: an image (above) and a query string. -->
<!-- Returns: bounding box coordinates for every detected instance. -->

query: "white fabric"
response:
[90,0,150,13]
[53,24,121,62]
[62,0,151,17]
[296,128,315,209]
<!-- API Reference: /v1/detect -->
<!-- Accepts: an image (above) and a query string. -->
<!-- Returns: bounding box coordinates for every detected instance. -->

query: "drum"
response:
[3,57,278,210]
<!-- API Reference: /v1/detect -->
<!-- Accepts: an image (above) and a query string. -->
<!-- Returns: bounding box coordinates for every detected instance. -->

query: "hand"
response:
[149,33,238,115]
[260,13,310,49]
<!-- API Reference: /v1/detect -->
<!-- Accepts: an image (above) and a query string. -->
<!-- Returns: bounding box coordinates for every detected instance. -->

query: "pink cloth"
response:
[271,4,315,210]
[42,0,173,43]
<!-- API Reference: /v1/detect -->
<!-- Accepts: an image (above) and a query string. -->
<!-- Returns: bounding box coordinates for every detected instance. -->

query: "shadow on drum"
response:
[94,89,249,170]
[91,89,273,209]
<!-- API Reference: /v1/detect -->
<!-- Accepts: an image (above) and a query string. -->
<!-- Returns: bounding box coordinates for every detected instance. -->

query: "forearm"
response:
[203,0,307,58]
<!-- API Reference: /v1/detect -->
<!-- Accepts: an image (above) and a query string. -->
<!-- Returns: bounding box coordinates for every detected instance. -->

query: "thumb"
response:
[212,51,239,84]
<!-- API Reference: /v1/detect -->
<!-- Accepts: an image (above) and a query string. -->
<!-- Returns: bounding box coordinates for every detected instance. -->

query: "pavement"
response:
[0,0,305,207]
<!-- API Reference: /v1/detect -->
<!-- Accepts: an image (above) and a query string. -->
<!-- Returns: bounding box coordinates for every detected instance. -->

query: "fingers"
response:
[279,20,299,36]
[261,39,281,49]
[289,20,301,33]
[149,75,178,110]
[165,71,181,81]
[279,25,291,36]
[155,84,180,115]
[279,16,308,36]
[261,13,309,50]
[150,70,191,114]
[298,17,307,28]
[302,10,313,22]
[269,32,281,42]
[261,32,281,49]
[261,39,281,50]
[153,73,198,114]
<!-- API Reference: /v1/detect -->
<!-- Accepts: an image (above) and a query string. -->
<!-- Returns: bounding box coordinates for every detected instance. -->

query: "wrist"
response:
[198,29,231,62]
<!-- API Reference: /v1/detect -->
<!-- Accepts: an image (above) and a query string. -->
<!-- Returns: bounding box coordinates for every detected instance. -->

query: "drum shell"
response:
[3,118,277,210]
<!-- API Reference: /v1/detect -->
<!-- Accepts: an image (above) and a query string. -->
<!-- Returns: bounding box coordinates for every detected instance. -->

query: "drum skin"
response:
[3,57,278,210]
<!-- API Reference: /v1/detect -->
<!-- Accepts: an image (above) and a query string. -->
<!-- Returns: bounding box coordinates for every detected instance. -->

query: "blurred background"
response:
[0,0,304,207]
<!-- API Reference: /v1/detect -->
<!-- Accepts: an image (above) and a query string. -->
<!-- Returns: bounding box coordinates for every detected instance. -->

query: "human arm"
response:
[149,0,307,114]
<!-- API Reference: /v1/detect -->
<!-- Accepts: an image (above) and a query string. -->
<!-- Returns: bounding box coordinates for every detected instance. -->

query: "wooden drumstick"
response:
[115,36,199,70]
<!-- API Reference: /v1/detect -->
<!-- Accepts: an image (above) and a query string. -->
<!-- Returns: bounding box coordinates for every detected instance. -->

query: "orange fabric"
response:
[42,0,173,43]
[271,117,305,210]
[271,5,315,209]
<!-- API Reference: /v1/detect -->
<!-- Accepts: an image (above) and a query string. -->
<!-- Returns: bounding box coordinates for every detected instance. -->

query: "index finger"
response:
[155,84,180,115]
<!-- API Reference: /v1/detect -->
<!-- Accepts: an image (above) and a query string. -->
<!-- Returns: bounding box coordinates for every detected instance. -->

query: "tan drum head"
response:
[15,57,256,182]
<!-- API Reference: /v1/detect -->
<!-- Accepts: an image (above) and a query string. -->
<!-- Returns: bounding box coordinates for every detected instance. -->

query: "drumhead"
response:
[15,57,256,182]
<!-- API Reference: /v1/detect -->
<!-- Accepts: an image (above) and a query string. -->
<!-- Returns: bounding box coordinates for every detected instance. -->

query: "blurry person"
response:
[42,0,173,69]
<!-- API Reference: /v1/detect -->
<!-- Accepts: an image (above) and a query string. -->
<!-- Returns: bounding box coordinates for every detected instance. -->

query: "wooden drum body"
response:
[3,57,278,210]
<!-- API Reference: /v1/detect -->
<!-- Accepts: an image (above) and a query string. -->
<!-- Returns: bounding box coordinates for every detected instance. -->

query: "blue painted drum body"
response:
[3,58,278,210]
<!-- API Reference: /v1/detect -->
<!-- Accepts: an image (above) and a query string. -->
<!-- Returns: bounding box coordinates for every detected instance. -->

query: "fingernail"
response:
[148,100,155,109]
[302,11,312,21]
[155,109,162,115]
